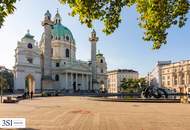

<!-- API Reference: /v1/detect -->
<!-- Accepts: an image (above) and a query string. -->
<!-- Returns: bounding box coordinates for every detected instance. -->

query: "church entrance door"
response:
[25,74,35,93]
[73,81,76,92]
[100,81,105,92]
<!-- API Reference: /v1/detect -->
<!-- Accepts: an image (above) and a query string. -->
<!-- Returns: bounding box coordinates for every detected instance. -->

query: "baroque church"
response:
[13,10,107,93]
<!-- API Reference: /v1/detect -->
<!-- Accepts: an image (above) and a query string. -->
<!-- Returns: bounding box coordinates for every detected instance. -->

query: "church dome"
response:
[52,10,75,44]
[52,23,75,43]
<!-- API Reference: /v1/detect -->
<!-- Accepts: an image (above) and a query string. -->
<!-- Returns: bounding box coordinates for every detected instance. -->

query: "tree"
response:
[0,0,189,49]
[120,78,148,93]
[1,70,14,92]
[0,0,17,28]
[0,74,7,103]
[59,0,189,49]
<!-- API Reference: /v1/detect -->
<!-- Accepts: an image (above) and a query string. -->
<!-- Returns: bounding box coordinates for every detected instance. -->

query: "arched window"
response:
[66,49,70,58]
[56,62,60,67]
[55,75,59,81]
[100,59,103,63]
[66,36,69,41]
[27,58,33,64]
[27,43,33,49]
[101,69,104,73]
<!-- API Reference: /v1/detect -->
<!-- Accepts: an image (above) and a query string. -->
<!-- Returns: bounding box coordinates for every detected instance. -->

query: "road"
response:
[0,96,190,130]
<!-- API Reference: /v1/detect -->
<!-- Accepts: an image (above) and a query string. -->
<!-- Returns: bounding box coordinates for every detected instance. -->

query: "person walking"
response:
[30,91,33,100]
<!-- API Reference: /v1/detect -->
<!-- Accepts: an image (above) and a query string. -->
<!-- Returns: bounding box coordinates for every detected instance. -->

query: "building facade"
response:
[149,60,190,93]
[13,10,107,93]
[107,69,139,93]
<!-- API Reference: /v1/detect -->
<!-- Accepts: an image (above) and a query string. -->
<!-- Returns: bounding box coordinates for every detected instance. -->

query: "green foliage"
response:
[120,78,148,93]
[0,0,17,28]
[0,70,14,91]
[59,0,189,49]
[0,0,189,49]
[0,75,7,90]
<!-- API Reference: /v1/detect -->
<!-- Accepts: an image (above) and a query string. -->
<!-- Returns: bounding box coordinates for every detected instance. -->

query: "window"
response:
[55,75,59,81]
[27,58,33,64]
[66,36,69,41]
[174,79,177,85]
[100,59,103,63]
[66,49,70,58]
[162,82,165,86]
[27,43,33,49]
[101,69,103,73]
[167,81,170,85]
[167,76,170,79]
[56,62,60,67]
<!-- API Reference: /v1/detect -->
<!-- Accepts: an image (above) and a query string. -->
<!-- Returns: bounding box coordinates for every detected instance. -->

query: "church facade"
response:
[13,10,107,93]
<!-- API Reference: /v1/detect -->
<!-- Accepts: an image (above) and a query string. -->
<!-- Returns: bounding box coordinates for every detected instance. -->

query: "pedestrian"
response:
[30,91,33,100]
[27,91,29,98]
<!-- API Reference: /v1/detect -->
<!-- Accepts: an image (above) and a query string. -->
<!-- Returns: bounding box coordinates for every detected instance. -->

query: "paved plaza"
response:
[1,96,190,130]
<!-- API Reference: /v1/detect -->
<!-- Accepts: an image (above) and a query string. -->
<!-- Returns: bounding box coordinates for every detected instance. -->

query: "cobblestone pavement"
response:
[0,96,190,130]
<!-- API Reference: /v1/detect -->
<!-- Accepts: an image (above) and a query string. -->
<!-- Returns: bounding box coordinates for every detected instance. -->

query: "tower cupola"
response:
[44,10,51,20]
[54,9,62,24]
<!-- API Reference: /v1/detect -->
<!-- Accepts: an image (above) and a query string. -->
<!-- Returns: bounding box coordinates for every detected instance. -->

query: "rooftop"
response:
[108,69,138,73]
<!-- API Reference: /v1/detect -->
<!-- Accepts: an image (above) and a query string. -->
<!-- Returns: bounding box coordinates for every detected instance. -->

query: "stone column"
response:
[76,73,78,90]
[185,72,188,85]
[90,75,92,90]
[177,74,180,85]
[81,74,84,90]
[41,10,53,79]
[86,75,89,90]
[71,73,73,90]
[172,75,175,86]
[65,72,68,90]
[187,74,189,85]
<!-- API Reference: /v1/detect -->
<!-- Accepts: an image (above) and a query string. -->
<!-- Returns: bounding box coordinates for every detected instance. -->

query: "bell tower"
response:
[89,29,99,90]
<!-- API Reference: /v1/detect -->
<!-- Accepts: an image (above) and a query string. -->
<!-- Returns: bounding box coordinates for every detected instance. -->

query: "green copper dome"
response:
[52,23,75,43]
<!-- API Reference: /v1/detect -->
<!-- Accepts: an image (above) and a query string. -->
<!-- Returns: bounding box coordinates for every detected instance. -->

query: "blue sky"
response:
[0,0,189,76]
